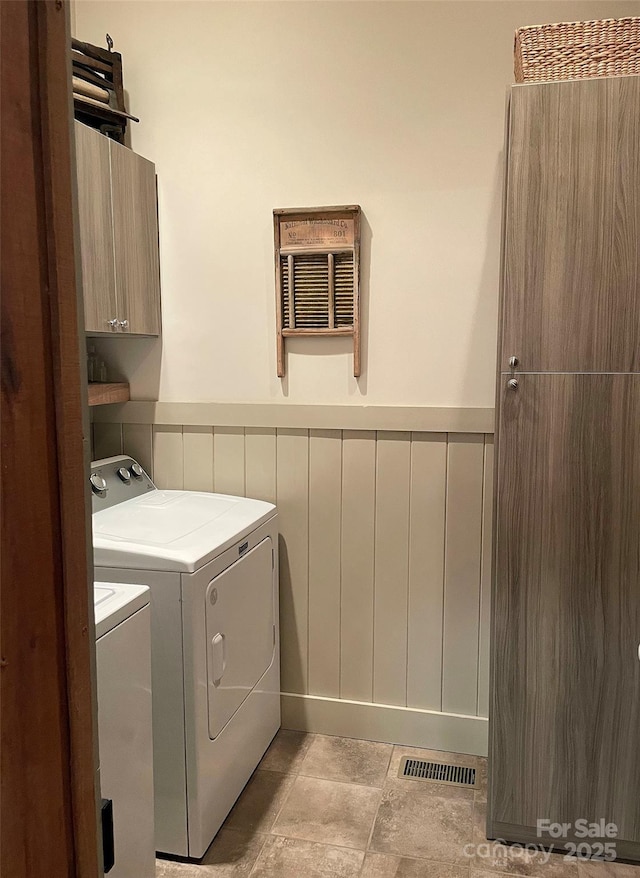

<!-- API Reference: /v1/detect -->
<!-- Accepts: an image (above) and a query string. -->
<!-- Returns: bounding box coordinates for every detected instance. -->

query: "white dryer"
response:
[90,455,280,860]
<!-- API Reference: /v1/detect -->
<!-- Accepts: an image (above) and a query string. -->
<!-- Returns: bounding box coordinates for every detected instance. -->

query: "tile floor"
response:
[156,731,640,878]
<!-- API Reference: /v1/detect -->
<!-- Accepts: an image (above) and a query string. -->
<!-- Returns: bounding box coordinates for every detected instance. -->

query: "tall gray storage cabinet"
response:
[488,75,640,862]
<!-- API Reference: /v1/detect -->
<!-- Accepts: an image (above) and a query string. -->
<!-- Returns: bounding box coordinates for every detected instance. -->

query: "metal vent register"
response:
[399,758,477,788]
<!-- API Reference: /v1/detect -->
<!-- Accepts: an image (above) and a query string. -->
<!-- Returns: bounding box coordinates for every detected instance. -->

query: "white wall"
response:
[77,0,637,407]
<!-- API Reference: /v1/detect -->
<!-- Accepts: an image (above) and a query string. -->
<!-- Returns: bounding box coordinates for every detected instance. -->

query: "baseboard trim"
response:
[93,401,495,434]
[280,692,488,757]
[487,819,640,864]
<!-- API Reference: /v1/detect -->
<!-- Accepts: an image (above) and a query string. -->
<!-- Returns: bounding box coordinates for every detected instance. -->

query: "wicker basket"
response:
[514,17,640,83]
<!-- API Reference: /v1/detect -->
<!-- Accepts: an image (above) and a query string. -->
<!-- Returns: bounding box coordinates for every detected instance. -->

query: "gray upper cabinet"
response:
[75,121,117,333]
[75,121,161,336]
[500,76,640,374]
[110,140,161,335]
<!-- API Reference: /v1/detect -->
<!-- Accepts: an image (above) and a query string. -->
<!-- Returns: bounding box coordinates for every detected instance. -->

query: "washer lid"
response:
[93,490,276,573]
[94,582,150,639]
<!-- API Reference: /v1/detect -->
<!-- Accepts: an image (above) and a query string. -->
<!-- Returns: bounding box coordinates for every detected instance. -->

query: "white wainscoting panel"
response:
[373,432,411,707]
[407,432,447,711]
[182,425,214,492]
[244,427,277,504]
[92,418,493,755]
[442,434,485,717]
[340,431,376,703]
[121,423,153,477]
[308,430,342,699]
[276,429,310,696]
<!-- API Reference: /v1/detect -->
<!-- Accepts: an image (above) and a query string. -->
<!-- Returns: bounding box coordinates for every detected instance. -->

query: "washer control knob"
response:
[117,466,131,483]
[130,462,144,479]
[90,473,107,494]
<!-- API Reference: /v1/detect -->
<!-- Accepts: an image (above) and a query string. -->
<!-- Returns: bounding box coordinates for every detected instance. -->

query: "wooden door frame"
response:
[1,1,100,875]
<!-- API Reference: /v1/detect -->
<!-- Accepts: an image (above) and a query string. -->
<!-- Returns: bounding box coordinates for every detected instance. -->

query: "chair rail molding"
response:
[93,401,495,434]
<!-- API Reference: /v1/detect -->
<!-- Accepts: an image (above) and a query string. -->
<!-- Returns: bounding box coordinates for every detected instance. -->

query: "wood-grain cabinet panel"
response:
[74,121,117,333]
[75,122,161,336]
[501,76,640,373]
[110,140,161,335]
[490,373,640,845]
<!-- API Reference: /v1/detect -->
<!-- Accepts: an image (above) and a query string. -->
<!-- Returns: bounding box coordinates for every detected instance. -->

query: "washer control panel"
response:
[90,455,156,512]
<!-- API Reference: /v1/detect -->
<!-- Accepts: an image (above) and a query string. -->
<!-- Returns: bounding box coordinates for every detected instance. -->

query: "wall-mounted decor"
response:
[72,37,139,142]
[273,205,361,377]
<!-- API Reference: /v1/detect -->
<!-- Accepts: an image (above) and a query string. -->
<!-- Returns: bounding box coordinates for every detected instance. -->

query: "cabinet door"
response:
[110,140,161,335]
[74,122,117,333]
[500,76,640,373]
[489,373,640,856]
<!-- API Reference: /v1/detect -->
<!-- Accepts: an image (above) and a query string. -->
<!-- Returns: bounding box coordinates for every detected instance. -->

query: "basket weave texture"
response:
[514,17,640,83]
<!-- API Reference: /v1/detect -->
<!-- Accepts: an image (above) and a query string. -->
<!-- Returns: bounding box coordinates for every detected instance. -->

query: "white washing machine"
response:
[90,455,280,860]
[94,582,155,877]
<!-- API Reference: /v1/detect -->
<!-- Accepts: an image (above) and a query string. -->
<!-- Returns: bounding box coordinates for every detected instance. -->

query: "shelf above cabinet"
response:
[88,382,130,407]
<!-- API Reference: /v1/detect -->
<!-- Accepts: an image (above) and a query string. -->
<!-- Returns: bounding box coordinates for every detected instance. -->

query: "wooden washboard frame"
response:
[273,205,361,377]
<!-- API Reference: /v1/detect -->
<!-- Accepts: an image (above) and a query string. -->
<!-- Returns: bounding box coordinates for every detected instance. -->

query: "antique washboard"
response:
[273,205,361,377]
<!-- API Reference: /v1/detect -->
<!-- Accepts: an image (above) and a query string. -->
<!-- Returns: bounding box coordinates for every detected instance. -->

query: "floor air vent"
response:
[399,758,476,788]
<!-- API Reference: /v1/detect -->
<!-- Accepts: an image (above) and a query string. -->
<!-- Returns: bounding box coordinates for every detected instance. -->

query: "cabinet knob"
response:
[107,318,118,329]
[118,319,129,330]
[508,356,519,368]
[507,378,519,391]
